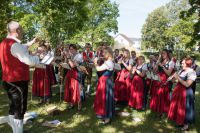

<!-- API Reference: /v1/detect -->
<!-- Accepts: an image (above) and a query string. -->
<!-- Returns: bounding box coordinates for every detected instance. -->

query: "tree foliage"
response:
[141,6,171,50]
[180,0,200,49]
[69,0,119,47]
[141,0,199,52]
[0,0,13,40]
[0,0,119,47]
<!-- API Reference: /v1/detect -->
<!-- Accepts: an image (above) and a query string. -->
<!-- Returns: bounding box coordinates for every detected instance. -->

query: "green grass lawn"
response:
[0,75,200,133]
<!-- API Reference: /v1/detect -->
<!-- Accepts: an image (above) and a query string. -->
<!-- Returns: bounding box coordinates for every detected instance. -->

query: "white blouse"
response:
[73,53,83,63]
[168,60,175,69]
[179,68,197,81]
[98,60,114,71]
[137,63,148,71]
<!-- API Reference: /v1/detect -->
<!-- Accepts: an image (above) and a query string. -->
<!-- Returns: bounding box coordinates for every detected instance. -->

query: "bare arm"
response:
[174,72,196,88]
[177,77,194,88]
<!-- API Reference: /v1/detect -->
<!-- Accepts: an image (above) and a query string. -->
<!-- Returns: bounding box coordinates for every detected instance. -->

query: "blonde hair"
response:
[123,49,130,58]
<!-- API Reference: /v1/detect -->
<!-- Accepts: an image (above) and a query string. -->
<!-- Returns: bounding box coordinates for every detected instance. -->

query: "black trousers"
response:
[3,81,29,119]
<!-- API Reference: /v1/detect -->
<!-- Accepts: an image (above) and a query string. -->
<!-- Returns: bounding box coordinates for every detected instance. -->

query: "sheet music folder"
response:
[40,53,54,65]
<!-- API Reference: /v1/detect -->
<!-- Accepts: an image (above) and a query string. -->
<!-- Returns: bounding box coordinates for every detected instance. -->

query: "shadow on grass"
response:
[0,82,200,133]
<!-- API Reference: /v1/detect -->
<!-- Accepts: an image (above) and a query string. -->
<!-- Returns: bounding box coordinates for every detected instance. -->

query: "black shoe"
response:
[67,105,74,110]
[46,98,51,104]
[38,99,44,105]
[176,125,183,128]
[23,130,29,133]
[181,125,189,131]
[103,119,111,125]
[141,107,146,111]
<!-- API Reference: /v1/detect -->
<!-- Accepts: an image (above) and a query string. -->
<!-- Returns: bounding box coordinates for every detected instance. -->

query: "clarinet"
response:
[165,70,181,84]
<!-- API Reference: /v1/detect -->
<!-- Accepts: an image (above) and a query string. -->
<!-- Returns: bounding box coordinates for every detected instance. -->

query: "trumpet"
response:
[65,53,89,74]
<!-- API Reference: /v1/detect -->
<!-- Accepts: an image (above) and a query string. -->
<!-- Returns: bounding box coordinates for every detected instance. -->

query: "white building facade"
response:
[113,34,141,52]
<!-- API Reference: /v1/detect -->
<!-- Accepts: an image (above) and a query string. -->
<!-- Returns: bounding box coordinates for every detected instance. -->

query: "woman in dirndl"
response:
[150,49,175,116]
[94,47,115,125]
[146,55,156,94]
[128,56,148,110]
[64,44,85,111]
[32,45,52,104]
[168,57,196,131]
[114,49,133,103]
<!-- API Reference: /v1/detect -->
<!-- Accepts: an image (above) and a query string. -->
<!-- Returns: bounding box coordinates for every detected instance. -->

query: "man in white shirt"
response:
[0,21,44,133]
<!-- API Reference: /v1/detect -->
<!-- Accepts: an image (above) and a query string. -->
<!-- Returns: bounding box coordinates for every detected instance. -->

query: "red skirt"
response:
[150,72,170,114]
[128,75,145,110]
[64,68,80,105]
[94,76,112,116]
[32,68,51,97]
[114,69,131,102]
[168,83,186,125]
[150,80,159,110]
[46,65,57,85]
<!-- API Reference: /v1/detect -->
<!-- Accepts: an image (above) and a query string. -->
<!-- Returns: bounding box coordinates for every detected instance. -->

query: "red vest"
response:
[0,38,29,82]
[82,51,93,61]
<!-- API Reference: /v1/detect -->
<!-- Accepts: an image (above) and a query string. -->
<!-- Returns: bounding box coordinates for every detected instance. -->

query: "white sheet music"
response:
[41,53,54,65]
[146,71,152,79]
[146,71,160,81]
[61,63,71,69]
[152,73,161,81]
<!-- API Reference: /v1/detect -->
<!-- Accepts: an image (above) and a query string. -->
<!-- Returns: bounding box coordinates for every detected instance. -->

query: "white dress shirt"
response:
[7,36,44,68]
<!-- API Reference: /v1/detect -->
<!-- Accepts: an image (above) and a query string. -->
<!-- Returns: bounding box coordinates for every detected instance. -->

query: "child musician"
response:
[150,49,175,116]
[114,49,133,103]
[54,46,63,83]
[32,45,52,104]
[128,56,148,110]
[64,44,85,111]
[168,57,196,131]
[82,43,94,95]
[94,47,115,125]
[146,55,156,94]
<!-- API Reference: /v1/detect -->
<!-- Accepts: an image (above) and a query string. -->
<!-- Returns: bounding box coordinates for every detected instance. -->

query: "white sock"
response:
[8,115,15,133]
[14,119,23,133]
[87,85,91,93]
[0,116,8,124]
